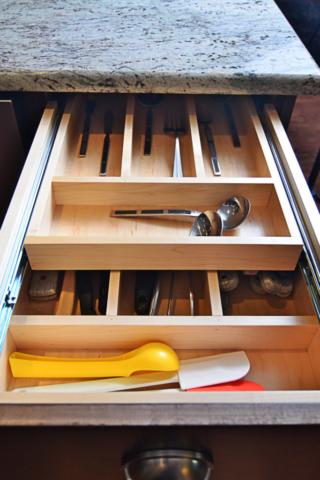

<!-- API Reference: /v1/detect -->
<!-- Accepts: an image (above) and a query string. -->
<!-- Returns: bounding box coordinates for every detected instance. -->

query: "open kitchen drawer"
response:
[0,93,319,415]
[1,263,320,401]
[24,93,302,271]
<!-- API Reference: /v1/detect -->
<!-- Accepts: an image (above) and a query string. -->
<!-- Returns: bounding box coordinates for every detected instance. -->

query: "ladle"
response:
[110,208,223,237]
[110,196,250,236]
[218,195,251,231]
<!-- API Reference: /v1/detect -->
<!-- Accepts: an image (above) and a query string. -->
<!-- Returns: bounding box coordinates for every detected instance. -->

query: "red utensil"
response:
[187,380,265,392]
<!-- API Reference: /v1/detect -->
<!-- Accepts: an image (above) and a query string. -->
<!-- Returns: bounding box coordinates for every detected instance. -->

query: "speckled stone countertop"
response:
[1,0,320,94]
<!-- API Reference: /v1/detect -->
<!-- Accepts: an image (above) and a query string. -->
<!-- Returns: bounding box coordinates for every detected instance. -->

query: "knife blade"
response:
[100,110,114,176]
[204,125,221,176]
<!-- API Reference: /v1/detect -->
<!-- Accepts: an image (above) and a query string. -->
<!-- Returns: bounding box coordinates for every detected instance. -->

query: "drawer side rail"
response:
[0,104,61,353]
[261,106,320,319]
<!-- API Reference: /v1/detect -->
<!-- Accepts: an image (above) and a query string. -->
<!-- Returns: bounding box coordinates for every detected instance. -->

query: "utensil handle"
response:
[98,271,110,315]
[167,272,175,316]
[173,132,183,177]
[188,271,195,316]
[110,209,200,219]
[76,271,96,316]
[12,371,180,393]
[144,108,152,155]
[100,133,110,176]
[224,103,241,148]
[134,271,157,315]
[204,125,221,176]
[149,273,161,316]
[79,116,90,157]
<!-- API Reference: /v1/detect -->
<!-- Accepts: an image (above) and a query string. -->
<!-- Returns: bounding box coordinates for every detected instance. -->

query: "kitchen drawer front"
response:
[24,93,302,271]
[1,426,320,480]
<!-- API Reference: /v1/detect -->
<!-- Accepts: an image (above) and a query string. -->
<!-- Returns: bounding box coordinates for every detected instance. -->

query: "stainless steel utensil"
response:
[167,271,175,315]
[224,102,241,148]
[196,103,221,176]
[217,195,251,230]
[215,95,241,148]
[110,195,249,235]
[122,449,214,480]
[100,110,114,176]
[149,273,161,316]
[188,271,195,316]
[110,208,223,237]
[164,109,186,177]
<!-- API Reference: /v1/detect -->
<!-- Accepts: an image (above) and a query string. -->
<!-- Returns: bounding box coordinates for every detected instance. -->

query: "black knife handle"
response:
[224,104,241,148]
[79,116,91,157]
[144,109,153,155]
[134,271,157,315]
[100,134,110,176]
[76,271,96,315]
[98,271,110,315]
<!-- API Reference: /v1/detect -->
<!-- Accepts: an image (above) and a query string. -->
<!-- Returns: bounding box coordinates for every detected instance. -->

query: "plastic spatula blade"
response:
[11,351,250,393]
[186,380,265,392]
[177,351,250,390]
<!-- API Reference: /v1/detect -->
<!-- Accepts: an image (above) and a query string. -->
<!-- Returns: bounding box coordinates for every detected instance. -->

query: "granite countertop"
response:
[1,0,320,94]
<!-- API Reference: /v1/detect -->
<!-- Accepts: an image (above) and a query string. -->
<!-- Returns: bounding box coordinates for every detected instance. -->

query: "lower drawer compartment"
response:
[2,264,319,400]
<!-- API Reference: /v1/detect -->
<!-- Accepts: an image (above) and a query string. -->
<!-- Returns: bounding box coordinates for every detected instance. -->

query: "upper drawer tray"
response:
[25,94,302,271]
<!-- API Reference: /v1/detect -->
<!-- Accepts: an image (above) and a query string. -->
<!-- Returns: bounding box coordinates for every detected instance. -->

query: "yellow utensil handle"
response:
[9,342,180,378]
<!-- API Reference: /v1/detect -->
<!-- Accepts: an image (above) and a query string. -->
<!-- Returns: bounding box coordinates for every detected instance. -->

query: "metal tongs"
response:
[149,272,194,316]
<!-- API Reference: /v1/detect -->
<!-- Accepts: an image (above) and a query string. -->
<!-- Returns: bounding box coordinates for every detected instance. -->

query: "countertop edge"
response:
[1,71,320,95]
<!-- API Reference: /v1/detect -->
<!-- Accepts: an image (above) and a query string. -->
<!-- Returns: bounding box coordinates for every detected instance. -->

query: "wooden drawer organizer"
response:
[2,264,318,396]
[24,93,302,271]
[1,95,319,407]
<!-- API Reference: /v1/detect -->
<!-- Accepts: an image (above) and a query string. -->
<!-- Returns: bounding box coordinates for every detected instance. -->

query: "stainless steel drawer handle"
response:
[122,449,214,480]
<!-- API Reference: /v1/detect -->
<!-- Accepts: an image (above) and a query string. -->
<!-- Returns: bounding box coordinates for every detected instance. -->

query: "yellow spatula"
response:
[9,342,180,378]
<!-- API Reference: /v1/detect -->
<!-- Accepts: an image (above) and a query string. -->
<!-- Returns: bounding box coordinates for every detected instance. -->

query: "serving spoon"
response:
[110,195,250,237]
[110,207,223,237]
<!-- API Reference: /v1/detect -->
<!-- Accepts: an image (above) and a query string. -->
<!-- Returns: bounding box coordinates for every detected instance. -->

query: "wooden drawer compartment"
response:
[2,263,318,400]
[116,270,213,316]
[24,93,302,271]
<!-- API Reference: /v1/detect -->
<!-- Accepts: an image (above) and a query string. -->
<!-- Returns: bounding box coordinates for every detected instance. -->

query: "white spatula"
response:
[12,351,250,393]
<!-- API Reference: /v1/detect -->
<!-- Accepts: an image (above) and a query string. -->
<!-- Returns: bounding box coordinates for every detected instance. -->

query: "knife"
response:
[204,124,221,176]
[79,99,95,157]
[100,110,114,176]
